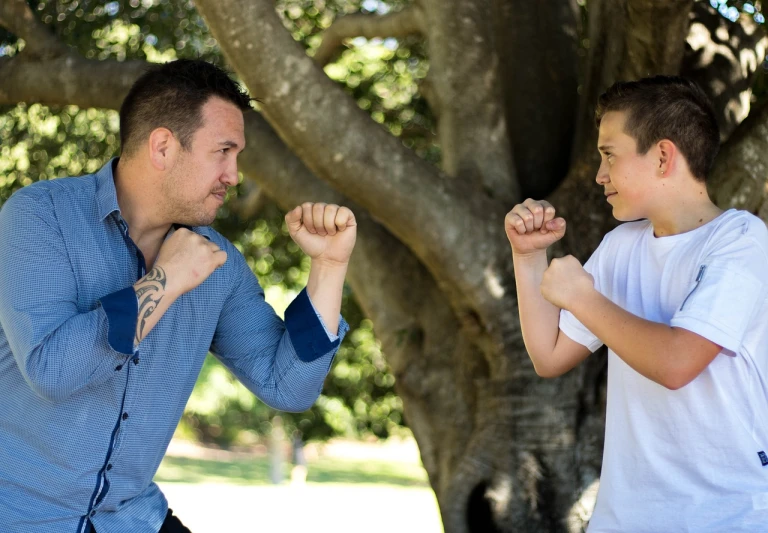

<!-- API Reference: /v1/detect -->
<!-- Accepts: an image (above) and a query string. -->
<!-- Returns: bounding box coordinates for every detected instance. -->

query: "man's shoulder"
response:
[6,174,97,206]
[187,225,243,262]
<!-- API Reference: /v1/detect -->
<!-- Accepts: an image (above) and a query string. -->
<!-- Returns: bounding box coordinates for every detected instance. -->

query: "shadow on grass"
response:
[155,455,429,488]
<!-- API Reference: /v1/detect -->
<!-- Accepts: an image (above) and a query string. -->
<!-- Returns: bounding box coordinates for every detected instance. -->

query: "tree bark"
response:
[682,1,768,140]
[313,6,425,66]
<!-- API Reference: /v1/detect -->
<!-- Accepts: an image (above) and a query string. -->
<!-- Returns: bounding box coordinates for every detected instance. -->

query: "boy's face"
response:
[596,111,659,221]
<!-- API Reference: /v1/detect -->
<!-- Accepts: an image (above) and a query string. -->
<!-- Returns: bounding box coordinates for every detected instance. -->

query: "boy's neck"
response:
[650,193,723,238]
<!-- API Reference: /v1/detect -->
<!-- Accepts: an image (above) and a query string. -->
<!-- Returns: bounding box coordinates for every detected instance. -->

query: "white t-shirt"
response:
[560,209,768,532]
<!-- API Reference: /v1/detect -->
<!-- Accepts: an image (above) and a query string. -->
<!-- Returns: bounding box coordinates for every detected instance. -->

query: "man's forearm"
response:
[134,266,178,345]
[306,259,347,335]
[513,251,561,368]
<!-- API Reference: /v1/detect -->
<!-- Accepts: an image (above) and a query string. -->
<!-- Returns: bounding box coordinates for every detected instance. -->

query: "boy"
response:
[505,76,768,531]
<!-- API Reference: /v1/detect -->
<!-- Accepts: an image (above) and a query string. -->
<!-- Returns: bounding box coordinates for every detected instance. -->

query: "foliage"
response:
[0,0,443,445]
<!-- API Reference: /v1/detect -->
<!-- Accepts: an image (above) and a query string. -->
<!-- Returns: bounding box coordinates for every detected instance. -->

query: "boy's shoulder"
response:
[705,209,768,264]
[600,218,652,247]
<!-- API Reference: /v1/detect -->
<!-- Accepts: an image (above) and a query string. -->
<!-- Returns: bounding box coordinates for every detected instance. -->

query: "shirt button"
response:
[90,510,96,517]
[106,464,113,471]
[122,412,129,421]
[133,357,140,365]
[115,364,123,371]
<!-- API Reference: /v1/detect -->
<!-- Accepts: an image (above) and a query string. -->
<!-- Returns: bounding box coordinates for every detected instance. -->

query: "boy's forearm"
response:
[568,289,714,389]
[513,251,561,368]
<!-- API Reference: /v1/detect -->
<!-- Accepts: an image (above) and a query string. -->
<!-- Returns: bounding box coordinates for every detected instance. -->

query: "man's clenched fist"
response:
[285,203,357,266]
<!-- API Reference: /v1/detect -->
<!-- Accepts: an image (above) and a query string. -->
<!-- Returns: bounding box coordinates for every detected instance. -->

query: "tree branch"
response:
[416,0,519,204]
[682,1,768,140]
[194,0,516,344]
[491,0,581,200]
[0,0,65,59]
[313,6,424,66]
[708,99,768,223]
[0,54,149,109]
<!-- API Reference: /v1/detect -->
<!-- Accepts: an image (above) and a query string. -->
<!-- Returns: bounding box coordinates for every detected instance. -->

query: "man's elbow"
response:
[25,376,73,402]
[265,392,320,413]
[23,360,75,402]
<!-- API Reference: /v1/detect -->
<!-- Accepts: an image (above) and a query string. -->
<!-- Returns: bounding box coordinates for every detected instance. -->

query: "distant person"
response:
[0,59,356,533]
[505,76,768,531]
[290,430,308,486]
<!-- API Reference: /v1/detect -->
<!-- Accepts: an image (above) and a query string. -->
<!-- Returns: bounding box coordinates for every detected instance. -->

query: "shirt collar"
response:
[95,158,121,221]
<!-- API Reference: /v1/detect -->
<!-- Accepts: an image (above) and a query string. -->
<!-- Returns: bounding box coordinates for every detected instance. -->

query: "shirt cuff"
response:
[99,287,138,355]
[285,288,344,362]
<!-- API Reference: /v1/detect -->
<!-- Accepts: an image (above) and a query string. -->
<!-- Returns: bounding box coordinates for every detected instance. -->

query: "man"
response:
[506,76,768,531]
[0,59,355,533]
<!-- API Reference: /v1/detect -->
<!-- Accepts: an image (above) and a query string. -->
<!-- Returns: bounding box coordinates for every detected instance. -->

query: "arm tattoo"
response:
[134,266,167,344]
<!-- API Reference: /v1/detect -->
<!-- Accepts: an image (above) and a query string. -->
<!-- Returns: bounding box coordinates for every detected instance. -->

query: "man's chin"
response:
[178,213,217,228]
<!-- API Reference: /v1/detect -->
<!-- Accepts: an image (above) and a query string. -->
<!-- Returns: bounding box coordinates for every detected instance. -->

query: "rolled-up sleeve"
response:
[210,244,348,412]
[0,190,136,402]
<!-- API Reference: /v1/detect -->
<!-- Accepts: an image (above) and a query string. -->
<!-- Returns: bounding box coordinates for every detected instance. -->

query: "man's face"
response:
[596,111,659,222]
[163,96,245,226]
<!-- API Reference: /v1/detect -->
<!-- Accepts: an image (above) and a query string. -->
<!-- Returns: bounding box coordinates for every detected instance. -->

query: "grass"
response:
[154,440,443,532]
[155,454,430,487]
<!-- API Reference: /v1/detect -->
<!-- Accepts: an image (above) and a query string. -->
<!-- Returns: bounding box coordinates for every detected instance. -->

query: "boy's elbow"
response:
[530,358,566,379]
[658,371,695,391]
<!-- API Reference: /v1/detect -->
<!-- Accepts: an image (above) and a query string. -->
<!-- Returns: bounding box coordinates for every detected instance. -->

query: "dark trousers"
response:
[89,509,192,533]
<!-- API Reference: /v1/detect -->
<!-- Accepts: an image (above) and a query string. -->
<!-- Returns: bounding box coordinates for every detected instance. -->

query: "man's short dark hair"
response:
[595,76,720,182]
[119,59,253,157]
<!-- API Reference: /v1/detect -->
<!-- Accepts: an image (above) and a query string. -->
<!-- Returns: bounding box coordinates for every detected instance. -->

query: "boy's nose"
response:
[595,165,610,185]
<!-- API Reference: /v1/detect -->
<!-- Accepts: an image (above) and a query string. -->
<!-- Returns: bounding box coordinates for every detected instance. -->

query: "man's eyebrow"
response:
[218,140,242,149]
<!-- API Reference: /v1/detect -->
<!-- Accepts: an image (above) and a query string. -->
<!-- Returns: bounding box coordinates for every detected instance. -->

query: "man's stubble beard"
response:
[162,164,218,228]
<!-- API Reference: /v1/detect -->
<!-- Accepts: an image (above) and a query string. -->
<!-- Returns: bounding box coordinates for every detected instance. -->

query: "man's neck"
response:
[114,157,171,256]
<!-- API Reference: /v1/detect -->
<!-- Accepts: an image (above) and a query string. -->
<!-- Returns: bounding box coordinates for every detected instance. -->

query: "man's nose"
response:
[222,159,239,187]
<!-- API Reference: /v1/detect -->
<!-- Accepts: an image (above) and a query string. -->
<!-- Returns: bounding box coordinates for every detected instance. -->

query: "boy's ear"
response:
[656,139,676,176]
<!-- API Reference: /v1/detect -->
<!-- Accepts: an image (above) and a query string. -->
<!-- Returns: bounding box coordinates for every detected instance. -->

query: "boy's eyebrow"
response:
[598,144,613,152]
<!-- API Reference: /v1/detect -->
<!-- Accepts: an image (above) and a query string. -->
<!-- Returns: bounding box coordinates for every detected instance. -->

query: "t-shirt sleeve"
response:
[670,240,766,355]
[558,237,607,353]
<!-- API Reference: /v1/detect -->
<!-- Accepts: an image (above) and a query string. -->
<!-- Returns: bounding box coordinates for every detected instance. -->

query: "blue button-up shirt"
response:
[0,160,348,533]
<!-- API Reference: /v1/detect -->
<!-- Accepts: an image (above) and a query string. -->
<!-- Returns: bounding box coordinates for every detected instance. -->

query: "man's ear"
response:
[656,139,677,177]
[148,128,179,171]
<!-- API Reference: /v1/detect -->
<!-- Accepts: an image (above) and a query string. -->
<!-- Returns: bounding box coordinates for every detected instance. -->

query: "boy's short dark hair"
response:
[595,76,720,182]
[119,59,253,157]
